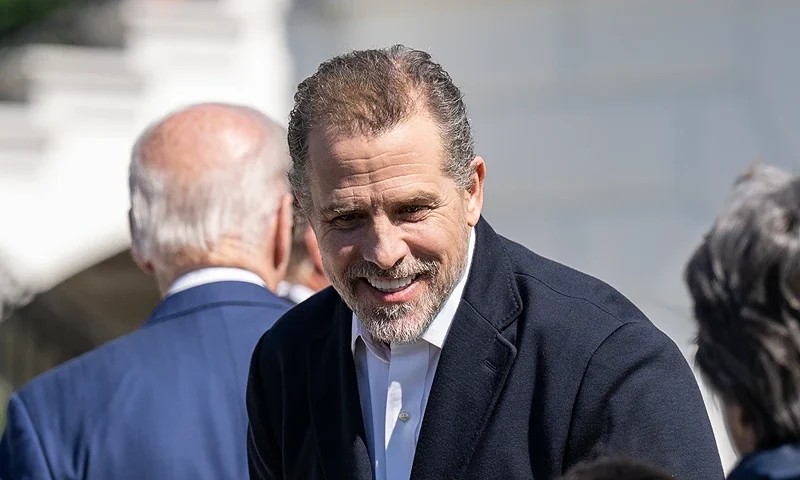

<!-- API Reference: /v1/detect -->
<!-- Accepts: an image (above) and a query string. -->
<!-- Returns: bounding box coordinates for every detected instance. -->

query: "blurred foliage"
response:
[0,0,77,37]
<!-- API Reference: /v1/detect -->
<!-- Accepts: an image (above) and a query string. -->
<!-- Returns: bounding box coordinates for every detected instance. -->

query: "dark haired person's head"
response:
[561,457,673,480]
[684,164,800,456]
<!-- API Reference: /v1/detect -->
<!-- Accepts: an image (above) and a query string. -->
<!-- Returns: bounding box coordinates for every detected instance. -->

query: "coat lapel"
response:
[308,301,373,480]
[411,218,523,479]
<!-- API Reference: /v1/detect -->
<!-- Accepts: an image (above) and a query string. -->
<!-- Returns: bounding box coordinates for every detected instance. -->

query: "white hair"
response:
[128,110,290,263]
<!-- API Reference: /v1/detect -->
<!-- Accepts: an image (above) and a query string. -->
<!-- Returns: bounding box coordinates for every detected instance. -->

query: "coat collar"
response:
[410,217,522,479]
[307,300,373,479]
[728,443,800,480]
[144,281,290,327]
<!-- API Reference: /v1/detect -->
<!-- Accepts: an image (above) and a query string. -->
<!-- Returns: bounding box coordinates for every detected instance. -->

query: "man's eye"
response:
[399,205,431,216]
[332,214,360,228]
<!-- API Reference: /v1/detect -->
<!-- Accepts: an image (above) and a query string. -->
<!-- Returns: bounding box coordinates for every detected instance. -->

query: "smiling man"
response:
[245,45,724,480]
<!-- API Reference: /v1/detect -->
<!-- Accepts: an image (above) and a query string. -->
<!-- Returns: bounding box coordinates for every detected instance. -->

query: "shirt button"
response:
[398,411,411,422]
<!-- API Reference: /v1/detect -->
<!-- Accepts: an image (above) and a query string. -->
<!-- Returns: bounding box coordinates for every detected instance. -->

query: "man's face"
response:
[306,113,484,344]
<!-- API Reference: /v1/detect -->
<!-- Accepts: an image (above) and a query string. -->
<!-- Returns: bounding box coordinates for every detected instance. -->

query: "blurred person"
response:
[0,103,294,480]
[561,457,674,480]
[276,212,328,304]
[685,164,800,480]
[246,45,723,480]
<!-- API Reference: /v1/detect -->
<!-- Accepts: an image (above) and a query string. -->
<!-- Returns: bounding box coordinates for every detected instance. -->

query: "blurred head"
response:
[288,45,485,344]
[285,211,329,292]
[561,457,674,480]
[685,164,800,455]
[129,103,293,296]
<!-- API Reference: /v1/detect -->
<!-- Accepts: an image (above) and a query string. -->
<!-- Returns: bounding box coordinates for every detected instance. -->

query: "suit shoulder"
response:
[499,236,649,329]
[14,302,238,405]
[13,329,142,421]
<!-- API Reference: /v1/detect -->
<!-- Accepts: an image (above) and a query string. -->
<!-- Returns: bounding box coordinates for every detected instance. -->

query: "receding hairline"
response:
[302,87,432,139]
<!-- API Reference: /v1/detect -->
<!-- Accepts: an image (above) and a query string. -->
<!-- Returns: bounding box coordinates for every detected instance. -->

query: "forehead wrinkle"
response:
[310,153,437,200]
[376,181,441,198]
[324,178,442,215]
[338,170,436,191]
[328,174,438,207]
[333,156,436,180]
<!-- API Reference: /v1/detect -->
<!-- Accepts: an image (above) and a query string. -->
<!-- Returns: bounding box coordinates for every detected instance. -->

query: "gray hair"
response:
[287,45,475,211]
[685,163,800,449]
[129,108,290,262]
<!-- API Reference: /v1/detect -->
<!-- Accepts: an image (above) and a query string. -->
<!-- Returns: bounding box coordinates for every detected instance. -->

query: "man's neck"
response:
[157,261,278,297]
[163,267,270,298]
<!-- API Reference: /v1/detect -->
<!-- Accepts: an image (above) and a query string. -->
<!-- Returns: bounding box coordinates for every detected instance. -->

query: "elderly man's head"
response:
[685,164,800,455]
[129,103,292,295]
[285,213,328,292]
[288,45,485,344]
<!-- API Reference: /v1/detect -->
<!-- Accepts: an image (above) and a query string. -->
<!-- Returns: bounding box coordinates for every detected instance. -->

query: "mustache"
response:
[345,258,439,280]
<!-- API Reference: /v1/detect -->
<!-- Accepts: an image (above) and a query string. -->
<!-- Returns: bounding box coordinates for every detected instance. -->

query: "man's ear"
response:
[129,209,154,275]
[273,193,294,275]
[465,156,485,227]
[723,401,757,456]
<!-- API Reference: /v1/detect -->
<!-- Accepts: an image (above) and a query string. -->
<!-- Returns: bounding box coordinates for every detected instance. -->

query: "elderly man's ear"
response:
[273,193,295,275]
[129,208,154,276]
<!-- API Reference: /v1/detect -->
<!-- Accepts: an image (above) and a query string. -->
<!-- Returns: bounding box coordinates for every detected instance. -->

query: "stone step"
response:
[25,44,142,93]
[0,44,141,102]
[0,103,48,173]
[121,0,240,41]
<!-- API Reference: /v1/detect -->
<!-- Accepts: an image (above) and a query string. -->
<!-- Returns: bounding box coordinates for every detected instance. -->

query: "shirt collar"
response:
[165,267,266,297]
[350,227,476,354]
[276,281,316,304]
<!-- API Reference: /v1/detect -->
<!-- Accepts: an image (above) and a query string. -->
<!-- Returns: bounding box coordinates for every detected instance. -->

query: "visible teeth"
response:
[367,275,415,292]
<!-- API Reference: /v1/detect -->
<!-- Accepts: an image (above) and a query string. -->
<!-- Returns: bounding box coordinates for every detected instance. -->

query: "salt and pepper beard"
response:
[328,237,470,345]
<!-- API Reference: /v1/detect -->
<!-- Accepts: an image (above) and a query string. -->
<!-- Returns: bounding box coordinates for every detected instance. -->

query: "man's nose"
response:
[362,218,409,270]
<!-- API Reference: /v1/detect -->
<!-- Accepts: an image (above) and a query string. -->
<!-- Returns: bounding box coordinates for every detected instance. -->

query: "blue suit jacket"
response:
[728,443,800,480]
[0,281,291,480]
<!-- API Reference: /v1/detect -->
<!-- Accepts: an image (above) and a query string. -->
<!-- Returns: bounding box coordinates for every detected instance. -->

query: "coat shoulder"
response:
[254,286,343,355]
[499,235,656,338]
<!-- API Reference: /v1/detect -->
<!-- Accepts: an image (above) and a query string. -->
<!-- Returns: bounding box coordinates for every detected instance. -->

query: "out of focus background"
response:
[3,0,800,471]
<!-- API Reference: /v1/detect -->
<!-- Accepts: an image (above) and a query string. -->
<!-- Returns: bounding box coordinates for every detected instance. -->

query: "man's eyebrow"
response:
[404,192,441,204]
[319,202,362,217]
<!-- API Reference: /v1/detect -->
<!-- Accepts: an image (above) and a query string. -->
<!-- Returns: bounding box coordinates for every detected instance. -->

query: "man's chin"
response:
[359,312,435,345]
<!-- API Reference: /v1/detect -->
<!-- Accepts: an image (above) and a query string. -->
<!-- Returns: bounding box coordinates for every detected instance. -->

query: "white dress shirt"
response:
[276,281,316,304]
[351,229,476,480]
[165,267,266,297]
